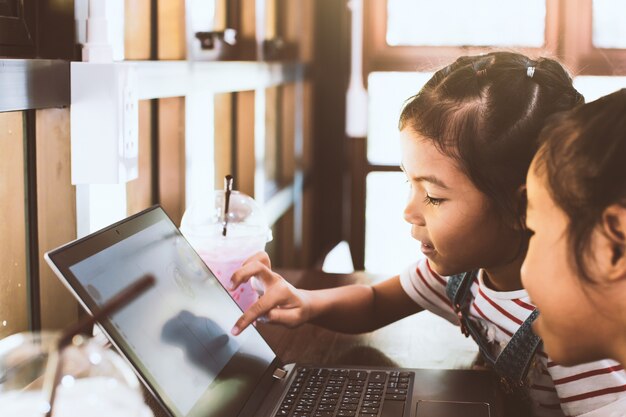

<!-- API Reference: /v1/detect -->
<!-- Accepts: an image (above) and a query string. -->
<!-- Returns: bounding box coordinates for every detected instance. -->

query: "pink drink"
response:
[180,190,271,312]
[198,252,259,311]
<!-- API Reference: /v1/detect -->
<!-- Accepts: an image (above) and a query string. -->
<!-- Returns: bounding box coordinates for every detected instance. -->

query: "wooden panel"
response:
[239,0,258,58]
[125,0,151,60]
[158,0,186,60]
[301,80,313,172]
[279,207,295,267]
[214,93,234,183]
[300,81,314,267]
[264,86,280,199]
[214,0,227,31]
[281,83,295,184]
[277,0,310,61]
[265,222,279,263]
[299,0,314,62]
[266,0,277,39]
[235,90,256,197]
[266,207,295,268]
[301,186,314,267]
[240,0,257,39]
[0,111,28,338]
[127,100,153,215]
[158,97,186,225]
[36,109,78,330]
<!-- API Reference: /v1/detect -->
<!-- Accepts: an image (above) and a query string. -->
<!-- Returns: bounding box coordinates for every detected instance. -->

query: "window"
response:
[592,0,626,49]
[574,76,626,102]
[365,172,421,273]
[355,0,626,273]
[387,0,545,47]
[367,72,432,165]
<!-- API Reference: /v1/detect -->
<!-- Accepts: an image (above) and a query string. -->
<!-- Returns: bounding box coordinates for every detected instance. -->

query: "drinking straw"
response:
[222,174,234,236]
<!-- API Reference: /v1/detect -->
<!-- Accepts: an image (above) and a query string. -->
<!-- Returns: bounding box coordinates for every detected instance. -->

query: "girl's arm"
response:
[230,252,422,335]
[308,276,423,333]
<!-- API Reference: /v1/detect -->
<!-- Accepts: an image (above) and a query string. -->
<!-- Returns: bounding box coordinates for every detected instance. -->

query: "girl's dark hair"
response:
[399,52,584,233]
[534,89,626,281]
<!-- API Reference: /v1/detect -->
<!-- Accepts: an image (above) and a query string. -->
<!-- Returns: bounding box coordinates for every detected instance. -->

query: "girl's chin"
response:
[424,258,454,277]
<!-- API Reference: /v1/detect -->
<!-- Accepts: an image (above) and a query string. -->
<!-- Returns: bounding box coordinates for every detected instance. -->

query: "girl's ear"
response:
[597,204,626,283]
[513,185,528,231]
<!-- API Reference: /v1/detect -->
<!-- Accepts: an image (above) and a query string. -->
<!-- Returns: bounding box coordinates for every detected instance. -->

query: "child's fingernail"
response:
[257,315,269,324]
[231,326,240,335]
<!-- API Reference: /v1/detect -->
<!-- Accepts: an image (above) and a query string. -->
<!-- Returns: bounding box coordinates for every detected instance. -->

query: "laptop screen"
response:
[46,207,276,417]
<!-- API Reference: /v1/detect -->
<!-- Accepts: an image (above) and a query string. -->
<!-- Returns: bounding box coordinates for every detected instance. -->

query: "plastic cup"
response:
[194,232,267,310]
[181,190,272,311]
[0,332,152,417]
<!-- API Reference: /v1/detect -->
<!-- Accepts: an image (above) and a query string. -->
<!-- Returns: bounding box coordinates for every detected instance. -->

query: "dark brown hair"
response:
[534,89,626,281]
[399,52,584,233]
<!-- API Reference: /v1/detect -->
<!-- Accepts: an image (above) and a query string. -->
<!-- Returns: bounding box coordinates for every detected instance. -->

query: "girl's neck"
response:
[610,299,626,368]
[615,344,626,370]
[482,252,525,292]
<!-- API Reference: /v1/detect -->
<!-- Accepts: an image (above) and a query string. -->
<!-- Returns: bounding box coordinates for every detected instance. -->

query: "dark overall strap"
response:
[445,271,542,385]
[493,310,542,384]
[445,271,475,307]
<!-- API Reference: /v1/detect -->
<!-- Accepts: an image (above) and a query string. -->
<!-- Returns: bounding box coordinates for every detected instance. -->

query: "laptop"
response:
[45,206,502,417]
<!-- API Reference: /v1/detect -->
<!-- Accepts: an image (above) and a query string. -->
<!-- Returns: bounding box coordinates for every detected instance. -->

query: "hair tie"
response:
[527,66,536,79]
[476,69,487,78]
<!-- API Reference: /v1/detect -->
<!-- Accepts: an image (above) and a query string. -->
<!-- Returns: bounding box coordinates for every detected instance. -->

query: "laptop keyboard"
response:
[275,367,413,417]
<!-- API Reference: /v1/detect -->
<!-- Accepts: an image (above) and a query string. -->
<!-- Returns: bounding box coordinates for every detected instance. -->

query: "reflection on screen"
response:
[69,219,276,417]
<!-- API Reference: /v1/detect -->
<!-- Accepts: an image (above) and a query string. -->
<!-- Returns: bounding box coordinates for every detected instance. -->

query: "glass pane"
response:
[0,112,29,338]
[592,0,626,49]
[368,72,432,165]
[365,172,422,274]
[574,76,626,102]
[387,0,545,47]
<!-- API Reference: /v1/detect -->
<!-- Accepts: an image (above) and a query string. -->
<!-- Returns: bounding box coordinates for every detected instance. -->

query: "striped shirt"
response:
[399,258,626,417]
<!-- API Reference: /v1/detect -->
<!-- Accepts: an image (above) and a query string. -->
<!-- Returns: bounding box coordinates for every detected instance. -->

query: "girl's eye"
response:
[423,195,444,206]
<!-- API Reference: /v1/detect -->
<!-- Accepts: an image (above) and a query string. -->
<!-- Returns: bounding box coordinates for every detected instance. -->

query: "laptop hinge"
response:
[272,367,288,380]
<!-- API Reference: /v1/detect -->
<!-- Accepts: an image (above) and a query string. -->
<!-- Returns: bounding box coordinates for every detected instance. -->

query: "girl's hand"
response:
[230,252,313,335]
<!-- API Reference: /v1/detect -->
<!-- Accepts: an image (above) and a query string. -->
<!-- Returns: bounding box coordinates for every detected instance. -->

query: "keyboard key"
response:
[369,371,387,382]
[348,371,368,381]
[384,393,406,401]
[386,388,407,395]
[380,400,404,417]
[342,398,359,404]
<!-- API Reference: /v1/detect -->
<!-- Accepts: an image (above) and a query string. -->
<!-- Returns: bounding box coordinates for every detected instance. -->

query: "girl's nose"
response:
[403,199,425,226]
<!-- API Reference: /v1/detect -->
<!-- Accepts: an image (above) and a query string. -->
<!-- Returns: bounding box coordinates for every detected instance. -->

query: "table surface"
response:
[258,269,479,370]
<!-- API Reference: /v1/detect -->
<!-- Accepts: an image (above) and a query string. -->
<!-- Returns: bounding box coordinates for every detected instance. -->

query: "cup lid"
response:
[180,190,272,241]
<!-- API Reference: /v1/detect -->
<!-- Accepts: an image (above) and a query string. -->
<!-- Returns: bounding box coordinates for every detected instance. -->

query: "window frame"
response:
[350,0,626,271]
[363,0,561,74]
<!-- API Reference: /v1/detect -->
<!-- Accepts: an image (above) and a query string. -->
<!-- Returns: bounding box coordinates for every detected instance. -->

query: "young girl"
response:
[523,89,626,414]
[230,52,626,416]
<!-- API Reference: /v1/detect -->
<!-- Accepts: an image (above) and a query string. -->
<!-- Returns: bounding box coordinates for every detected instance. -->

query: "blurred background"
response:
[1,0,626,338]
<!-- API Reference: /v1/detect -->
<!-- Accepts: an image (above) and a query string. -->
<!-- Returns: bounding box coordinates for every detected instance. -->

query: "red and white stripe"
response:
[400,258,626,416]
